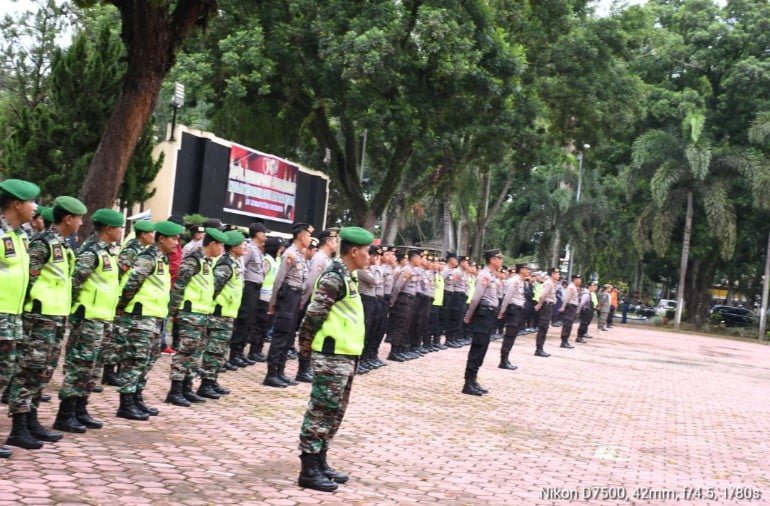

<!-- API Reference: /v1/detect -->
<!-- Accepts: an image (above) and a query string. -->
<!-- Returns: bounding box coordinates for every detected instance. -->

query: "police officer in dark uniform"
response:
[462,249,503,396]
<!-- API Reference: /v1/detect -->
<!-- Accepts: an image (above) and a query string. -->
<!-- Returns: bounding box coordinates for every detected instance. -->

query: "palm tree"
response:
[630,114,736,330]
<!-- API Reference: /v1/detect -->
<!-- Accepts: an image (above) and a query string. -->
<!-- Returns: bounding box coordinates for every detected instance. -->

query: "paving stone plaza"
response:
[1,324,768,505]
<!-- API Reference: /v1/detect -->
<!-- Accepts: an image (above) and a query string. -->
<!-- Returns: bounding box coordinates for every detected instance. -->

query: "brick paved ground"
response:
[1,324,769,505]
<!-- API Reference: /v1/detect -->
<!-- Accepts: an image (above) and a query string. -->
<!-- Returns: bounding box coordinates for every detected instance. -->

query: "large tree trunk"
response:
[674,190,694,330]
[759,229,770,341]
[442,200,455,256]
[550,227,561,269]
[471,170,491,259]
[79,0,215,239]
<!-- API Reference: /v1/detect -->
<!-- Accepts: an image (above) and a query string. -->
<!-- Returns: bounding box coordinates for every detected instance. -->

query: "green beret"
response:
[33,205,49,219]
[154,220,185,237]
[224,230,246,247]
[53,196,87,216]
[0,179,40,201]
[133,220,155,233]
[339,226,374,246]
[91,208,125,227]
[205,227,227,243]
[41,207,54,223]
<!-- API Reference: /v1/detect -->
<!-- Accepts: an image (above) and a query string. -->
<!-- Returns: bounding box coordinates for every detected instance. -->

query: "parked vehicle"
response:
[709,305,758,328]
[655,299,677,316]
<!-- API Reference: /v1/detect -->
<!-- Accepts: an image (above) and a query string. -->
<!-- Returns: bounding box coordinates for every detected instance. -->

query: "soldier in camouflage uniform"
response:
[0,179,40,459]
[100,220,156,387]
[6,196,86,450]
[164,228,226,407]
[54,209,124,433]
[197,231,246,399]
[297,226,373,492]
[114,220,184,421]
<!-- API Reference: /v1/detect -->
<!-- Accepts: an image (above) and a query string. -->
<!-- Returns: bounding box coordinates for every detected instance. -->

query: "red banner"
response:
[224,144,298,223]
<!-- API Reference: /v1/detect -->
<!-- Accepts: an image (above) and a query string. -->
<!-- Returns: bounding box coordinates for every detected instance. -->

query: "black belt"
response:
[399,293,415,299]
[541,302,554,307]
[245,280,263,286]
[417,293,430,299]
[478,305,496,312]
[284,286,302,293]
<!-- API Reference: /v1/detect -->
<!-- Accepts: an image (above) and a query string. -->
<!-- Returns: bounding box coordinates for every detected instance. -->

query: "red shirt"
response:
[168,244,183,284]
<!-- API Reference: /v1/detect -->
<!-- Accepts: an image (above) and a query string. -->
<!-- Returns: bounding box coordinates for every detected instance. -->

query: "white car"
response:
[655,299,677,316]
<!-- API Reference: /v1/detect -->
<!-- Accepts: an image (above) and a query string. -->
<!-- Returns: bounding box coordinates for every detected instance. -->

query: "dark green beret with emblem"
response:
[339,226,374,246]
[133,220,155,233]
[41,207,54,223]
[0,179,40,201]
[34,205,49,219]
[53,196,87,216]
[224,230,246,247]
[91,208,125,227]
[155,220,185,237]
[205,227,228,243]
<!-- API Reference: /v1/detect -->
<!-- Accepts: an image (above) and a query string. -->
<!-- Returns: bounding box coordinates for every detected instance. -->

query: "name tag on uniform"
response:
[101,254,113,271]
[348,281,359,298]
[52,245,64,263]
[156,259,165,275]
[202,262,210,275]
[3,237,15,258]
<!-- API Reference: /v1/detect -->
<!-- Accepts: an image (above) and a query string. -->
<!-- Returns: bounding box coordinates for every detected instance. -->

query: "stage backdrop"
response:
[225,144,299,223]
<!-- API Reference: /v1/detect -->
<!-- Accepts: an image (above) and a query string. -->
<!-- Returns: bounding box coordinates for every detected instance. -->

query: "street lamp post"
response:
[567,144,589,280]
[169,82,185,142]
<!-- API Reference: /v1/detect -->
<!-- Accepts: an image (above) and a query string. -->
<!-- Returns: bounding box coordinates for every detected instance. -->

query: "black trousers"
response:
[560,303,577,340]
[536,302,554,350]
[427,305,441,345]
[577,307,593,337]
[231,281,262,347]
[266,285,302,366]
[361,294,378,358]
[465,307,496,377]
[372,296,389,356]
[409,294,431,347]
[503,304,526,338]
[387,293,414,346]
[443,292,464,340]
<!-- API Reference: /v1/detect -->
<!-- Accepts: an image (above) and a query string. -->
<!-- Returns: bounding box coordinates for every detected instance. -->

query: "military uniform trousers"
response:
[365,296,388,359]
[360,295,378,357]
[299,352,356,454]
[0,313,22,394]
[117,316,162,394]
[9,313,66,414]
[409,294,431,348]
[231,281,261,347]
[102,317,128,368]
[560,303,578,340]
[577,307,594,337]
[169,311,209,382]
[91,320,115,383]
[427,304,442,346]
[465,306,496,377]
[267,285,302,367]
[59,314,105,400]
[201,315,232,381]
[535,302,554,350]
[386,293,414,347]
[598,309,609,330]
[503,304,526,338]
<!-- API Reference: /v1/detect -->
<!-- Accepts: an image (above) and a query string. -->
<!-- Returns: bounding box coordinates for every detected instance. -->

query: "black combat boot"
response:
[164,381,190,407]
[212,381,230,395]
[196,379,221,400]
[576,336,587,344]
[53,398,87,433]
[295,358,313,383]
[74,398,103,429]
[247,343,266,362]
[471,377,489,394]
[102,364,119,386]
[534,348,551,357]
[134,389,159,416]
[319,449,349,483]
[499,336,518,370]
[297,453,338,492]
[182,379,206,403]
[6,412,43,449]
[462,379,483,396]
[0,445,11,458]
[117,392,150,420]
[263,364,289,388]
[277,364,298,386]
[560,338,574,349]
[239,344,257,365]
[387,345,405,362]
[27,409,63,442]
[223,361,238,371]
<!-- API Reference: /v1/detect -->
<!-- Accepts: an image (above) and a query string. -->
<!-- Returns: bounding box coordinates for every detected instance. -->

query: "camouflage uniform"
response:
[169,250,211,382]
[0,216,27,396]
[10,229,71,415]
[100,238,147,376]
[116,245,166,394]
[201,253,240,381]
[59,237,116,400]
[298,262,358,454]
